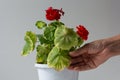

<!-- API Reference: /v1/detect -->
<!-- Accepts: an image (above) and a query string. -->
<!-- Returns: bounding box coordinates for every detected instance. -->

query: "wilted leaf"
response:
[36,44,51,64]
[21,31,37,56]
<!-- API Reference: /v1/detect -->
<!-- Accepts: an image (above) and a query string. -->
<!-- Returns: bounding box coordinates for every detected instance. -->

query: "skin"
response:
[68,34,120,71]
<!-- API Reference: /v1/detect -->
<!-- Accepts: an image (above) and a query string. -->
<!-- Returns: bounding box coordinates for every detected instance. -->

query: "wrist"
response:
[103,35,120,57]
[101,39,113,58]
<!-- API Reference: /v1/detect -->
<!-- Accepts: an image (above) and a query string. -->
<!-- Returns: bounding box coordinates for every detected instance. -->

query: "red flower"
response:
[76,25,89,40]
[45,7,64,21]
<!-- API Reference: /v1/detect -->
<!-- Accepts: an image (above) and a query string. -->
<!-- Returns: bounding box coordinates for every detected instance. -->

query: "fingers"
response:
[70,56,83,64]
[70,54,90,64]
[69,45,88,57]
[68,55,98,71]
[68,62,91,71]
[68,61,97,71]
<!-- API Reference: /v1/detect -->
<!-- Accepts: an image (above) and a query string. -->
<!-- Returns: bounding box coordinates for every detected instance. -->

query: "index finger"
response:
[69,46,88,57]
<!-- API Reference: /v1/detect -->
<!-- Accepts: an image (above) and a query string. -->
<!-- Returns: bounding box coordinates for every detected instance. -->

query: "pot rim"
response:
[35,64,51,68]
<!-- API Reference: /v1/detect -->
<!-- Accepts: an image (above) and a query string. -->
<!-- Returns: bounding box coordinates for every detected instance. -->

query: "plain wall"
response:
[0,0,120,80]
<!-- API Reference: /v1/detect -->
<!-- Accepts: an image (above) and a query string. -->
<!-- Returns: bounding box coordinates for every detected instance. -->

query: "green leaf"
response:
[54,25,78,50]
[37,34,50,44]
[44,25,56,42]
[21,31,37,56]
[77,37,84,47]
[47,47,70,71]
[48,21,64,27]
[36,44,51,64]
[35,21,47,29]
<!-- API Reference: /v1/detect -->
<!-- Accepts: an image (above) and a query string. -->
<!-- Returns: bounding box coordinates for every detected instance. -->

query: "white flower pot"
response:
[35,64,79,80]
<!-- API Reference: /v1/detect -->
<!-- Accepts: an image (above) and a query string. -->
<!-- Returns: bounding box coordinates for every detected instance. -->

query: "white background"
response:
[0,0,120,80]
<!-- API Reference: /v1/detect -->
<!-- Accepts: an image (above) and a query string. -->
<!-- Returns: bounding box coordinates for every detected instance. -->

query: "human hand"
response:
[68,39,112,71]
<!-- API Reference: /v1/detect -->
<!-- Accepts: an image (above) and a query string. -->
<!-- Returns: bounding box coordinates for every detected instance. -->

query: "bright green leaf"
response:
[48,21,64,27]
[37,34,50,44]
[44,25,56,42]
[35,21,47,29]
[47,47,70,71]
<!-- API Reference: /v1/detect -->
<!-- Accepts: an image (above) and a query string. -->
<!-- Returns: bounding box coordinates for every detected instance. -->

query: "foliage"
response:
[21,7,89,71]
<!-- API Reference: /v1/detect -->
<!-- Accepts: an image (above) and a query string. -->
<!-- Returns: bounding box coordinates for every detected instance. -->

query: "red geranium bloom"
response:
[76,25,89,40]
[45,7,64,21]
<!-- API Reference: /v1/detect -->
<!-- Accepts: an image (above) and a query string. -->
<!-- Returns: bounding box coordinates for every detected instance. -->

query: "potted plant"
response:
[21,7,89,80]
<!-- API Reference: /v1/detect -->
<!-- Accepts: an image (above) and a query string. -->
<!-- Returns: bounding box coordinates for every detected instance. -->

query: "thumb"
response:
[69,45,88,57]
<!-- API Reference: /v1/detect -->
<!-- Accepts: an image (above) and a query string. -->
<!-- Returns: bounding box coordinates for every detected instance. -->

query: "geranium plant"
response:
[21,7,89,71]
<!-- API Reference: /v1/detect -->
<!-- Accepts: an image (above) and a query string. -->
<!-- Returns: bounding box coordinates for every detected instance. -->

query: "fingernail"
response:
[69,52,74,56]
[68,66,73,69]
[74,67,79,70]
